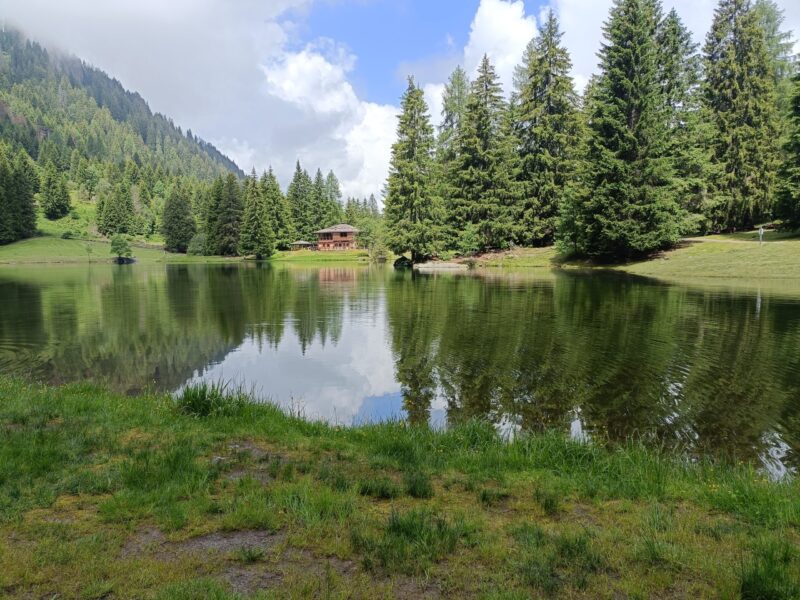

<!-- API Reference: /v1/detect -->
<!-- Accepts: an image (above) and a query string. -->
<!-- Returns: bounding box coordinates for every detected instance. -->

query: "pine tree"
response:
[753,0,798,118]
[162,182,196,253]
[239,170,274,259]
[657,8,715,232]
[323,170,343,225]
[261,168,294,250]
[207,173,243,256]
[514,11,583,247]
[3,149,38,242]
[449,55,520,252]
[704,0,781,230]
[287,161,314,240]
[384,77,443,262]
[40,162,71,220]
[99,182,134,235]
[311,169,327,231]
[776,74,800,229]
[575,0,680,259]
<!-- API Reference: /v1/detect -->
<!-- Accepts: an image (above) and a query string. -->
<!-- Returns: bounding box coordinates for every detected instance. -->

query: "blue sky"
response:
[2,0,798,199]
[301,0,506,105]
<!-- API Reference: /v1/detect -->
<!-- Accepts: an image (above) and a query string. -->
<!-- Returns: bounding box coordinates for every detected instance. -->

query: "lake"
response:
[1,263,799,472]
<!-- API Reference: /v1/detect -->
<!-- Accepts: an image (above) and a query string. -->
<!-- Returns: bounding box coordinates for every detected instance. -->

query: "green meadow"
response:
[1,378,799,599]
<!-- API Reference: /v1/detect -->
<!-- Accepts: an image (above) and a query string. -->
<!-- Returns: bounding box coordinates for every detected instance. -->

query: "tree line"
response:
[161,162,381,258]
[384,0,800,261]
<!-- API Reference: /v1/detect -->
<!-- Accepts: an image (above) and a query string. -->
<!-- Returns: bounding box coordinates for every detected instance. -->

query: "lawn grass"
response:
[1,377,799,598]
[471,231,800,285]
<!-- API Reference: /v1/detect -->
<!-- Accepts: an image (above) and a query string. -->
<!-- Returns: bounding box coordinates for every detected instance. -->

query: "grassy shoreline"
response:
[1,378,799,598]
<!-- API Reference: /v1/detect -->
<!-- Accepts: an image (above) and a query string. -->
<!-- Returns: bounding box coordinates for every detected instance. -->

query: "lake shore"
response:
[1,377,798,598]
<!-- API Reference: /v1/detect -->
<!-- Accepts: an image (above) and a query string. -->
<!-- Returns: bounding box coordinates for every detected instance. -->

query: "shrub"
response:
[187,233,207,256]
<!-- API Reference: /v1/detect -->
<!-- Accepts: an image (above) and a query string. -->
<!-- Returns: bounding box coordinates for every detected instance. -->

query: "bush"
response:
[61,231,73,239]
[187,233,208,256]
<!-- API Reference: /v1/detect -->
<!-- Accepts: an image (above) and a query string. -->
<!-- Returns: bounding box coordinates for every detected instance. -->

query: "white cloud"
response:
[423,82,446,130]
[463,0,537,93]
[0,0,396,199]
[548,0,799,92]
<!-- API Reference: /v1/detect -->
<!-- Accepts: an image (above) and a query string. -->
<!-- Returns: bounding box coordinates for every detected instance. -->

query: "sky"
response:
[1,0,798,200]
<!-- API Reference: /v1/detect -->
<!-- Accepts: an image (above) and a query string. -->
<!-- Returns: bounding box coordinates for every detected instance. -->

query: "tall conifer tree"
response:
[657,8,714,232]
[41,162,71,220]
[207,173,243,256]
[514,11,582,247]
[704,0,780,230]
[261,168,294,250]
[575,0,680,258]
[449,55,520,252]
[162,182,196,253]
[239,170,274,259]
[287,161,314,240]
[776,74,800,229]
[384,77,442,262]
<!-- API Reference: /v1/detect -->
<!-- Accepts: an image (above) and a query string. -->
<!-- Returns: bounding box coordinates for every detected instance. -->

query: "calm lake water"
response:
[1,263,799,471]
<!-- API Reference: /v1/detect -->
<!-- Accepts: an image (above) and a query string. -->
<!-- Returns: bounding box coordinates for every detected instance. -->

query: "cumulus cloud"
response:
[0,0,396,199]
[548,0,799,92]
[462,0,537,92]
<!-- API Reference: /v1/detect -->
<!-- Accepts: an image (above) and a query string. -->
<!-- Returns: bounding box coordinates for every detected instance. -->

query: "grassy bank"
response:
[1,379,799,598]
[473,232,800,282]
[0,237,375,266]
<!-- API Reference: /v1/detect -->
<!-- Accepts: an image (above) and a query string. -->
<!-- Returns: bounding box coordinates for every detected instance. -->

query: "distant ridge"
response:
[0,26,243,179]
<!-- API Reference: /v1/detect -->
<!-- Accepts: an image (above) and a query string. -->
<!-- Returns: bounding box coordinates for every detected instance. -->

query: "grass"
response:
[470,231,800,285]
[1,377,800,597]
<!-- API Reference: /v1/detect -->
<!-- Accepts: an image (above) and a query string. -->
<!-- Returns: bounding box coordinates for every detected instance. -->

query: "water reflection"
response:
[0,264,799,468]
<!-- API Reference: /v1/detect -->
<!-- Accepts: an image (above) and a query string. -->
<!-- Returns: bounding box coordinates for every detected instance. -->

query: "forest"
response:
[385,0,800,261]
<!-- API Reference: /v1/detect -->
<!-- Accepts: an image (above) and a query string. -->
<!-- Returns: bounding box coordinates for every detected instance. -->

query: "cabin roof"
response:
[315,224,359,234]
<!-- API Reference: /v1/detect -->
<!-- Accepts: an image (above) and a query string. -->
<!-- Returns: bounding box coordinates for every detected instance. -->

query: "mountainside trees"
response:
[40,162,71,220]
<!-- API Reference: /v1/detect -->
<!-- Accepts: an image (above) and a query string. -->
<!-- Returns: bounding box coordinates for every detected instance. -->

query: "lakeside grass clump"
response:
[1,377,800,598]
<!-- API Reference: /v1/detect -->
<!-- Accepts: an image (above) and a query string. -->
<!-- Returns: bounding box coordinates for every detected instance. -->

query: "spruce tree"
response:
[575,0,680,259]
[4,149,38,242]
[99,182,134,235]
[384,77,443,262]
[261,168,294,250]
[207,173,243,256]
[324,170,344,225]
[239,171,274,259]
[657,8,714,232]
[41,162,70,220]
[776,74,800,229]
[753,0,798,118]
[514,11,582,247]
[449,55,520,251]
[0,148,13,244]
[704,0,780,230]
[162,182,196,253]
[287,161,314,240]
[311,169,327,231]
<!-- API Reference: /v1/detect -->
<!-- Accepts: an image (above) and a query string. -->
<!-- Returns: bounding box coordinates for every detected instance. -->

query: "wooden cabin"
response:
[315,224,359,251]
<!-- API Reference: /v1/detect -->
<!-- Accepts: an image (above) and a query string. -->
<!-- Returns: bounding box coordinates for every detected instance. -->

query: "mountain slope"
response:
[0,28,242,180]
